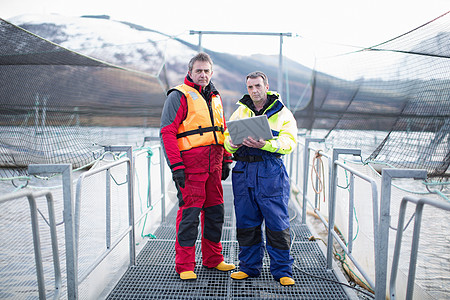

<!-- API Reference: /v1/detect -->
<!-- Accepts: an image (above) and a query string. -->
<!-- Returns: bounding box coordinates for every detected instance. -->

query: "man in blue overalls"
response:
[224,71,297,286]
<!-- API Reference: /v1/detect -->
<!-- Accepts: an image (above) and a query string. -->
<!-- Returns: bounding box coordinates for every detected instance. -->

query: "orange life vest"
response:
[174,84,225,151]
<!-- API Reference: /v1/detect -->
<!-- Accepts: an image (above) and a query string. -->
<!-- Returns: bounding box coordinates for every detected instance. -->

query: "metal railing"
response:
[74,154,134,287]
[389,196,450,300]
[0,189,62,300]
[377,169,427,299]
[0,142,172,299]
[293,136,433,300]
[296,139,378,290]
[2,136,444,299]
[327,157,378,290]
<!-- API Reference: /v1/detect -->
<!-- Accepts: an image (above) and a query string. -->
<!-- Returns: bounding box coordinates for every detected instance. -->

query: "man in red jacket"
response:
[160,52,235,280]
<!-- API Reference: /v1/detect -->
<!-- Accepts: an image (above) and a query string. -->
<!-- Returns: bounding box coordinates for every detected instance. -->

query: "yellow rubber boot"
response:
[179,271,197,280]
[215,261,236,272]
[230,271,249,280]
[279,277,295,286]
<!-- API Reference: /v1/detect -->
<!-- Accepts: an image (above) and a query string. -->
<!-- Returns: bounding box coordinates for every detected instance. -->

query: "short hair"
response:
[246,71,268,86]
[188,52,213,72]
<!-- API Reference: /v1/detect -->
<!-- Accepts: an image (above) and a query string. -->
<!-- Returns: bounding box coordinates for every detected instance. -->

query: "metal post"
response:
[159,145,166,223]
[376,169,427,300]
[27,194,46,299]
[348,173,354,253]
[314,160,320,209]
[104,146,135,266]
[45,192,62,299]
[106,168,111,249]
[28,164,76,299]
[278,34,283,99]
[284,60,290,109]
[389,196,450,300]
[147,150,153,207]
[327,148,361,269]
[302,138,324,224]
[189,30,292,100]
[295,133,306,188]
[295,139,300,186]
[288,149,294,182]
[198,32,203,52]
[406,202,425,300]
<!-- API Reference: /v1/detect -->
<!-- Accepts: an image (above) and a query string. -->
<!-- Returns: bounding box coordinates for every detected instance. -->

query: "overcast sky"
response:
[2,0,449,67]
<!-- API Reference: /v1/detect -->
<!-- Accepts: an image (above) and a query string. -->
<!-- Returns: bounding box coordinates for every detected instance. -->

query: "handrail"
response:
[28,164,76,298]
[298,140,377,288]
[75,156,134,285]
[1,143,169,299]
[389,196,450,300]
[0,190,62,300]
[377,169,427,299]
[327,148,361,271]
[333,160,378,290]
[297,136,437,299]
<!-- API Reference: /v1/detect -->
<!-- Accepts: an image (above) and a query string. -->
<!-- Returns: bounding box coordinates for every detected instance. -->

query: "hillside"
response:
[7,14,313,118]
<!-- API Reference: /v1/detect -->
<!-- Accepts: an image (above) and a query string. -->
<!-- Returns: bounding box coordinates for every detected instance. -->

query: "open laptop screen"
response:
[226,115,273,145]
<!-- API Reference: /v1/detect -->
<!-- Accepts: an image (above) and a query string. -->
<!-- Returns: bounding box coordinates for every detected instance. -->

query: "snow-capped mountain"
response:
[8,14,196,86]
[5,13,313,106]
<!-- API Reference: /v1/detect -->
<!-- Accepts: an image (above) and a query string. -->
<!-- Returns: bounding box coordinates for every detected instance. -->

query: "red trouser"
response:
[175,168,225,273]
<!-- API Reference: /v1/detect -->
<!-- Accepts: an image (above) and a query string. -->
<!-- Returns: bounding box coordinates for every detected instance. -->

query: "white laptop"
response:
[226,115,273,145]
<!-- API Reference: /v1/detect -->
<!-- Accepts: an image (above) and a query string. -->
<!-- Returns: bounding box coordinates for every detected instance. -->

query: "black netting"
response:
[2,12,450,180]
[0,19,166,176]
[297,11,450,178]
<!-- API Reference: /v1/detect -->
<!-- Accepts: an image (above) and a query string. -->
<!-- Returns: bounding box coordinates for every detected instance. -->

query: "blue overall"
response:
[232,147,293,280]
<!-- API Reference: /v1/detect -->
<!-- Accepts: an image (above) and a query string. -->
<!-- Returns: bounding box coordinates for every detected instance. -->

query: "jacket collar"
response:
[239,93,281,115]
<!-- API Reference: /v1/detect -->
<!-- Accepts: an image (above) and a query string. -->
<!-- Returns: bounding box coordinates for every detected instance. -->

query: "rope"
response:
[311,151,326,209]
[424,181,450,202]
[135,148,157,239]
[357,157,450,201]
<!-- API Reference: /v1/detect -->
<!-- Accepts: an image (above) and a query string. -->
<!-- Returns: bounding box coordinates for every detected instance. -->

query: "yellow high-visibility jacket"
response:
[224,91,297,155]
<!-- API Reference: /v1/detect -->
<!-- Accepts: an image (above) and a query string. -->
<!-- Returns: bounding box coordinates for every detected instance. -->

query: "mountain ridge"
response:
[7,13,313,116]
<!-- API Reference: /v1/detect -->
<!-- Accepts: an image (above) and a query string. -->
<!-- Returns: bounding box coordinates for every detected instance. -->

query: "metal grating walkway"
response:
[107,182,356,299]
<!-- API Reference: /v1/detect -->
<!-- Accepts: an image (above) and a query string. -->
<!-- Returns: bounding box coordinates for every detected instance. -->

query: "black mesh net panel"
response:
[298,11,450,178]
[0,19,166,177]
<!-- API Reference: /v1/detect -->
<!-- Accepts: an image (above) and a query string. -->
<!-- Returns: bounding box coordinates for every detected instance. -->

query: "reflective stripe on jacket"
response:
[174,84,225,151]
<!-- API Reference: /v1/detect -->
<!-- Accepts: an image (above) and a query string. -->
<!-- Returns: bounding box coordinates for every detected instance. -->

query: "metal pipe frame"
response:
[189,30,292,104]
[104,146,135,266]
[75,155,135,286]
[0,190,62,300]
[376,169,427,300]
[158,145,166,223]
[28,164,76,299]
[389,196,450,300]
[327,148,361,270]
[298,141,378,289]
[332,160,379,290]
[301,137,325,224]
